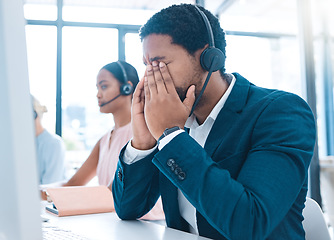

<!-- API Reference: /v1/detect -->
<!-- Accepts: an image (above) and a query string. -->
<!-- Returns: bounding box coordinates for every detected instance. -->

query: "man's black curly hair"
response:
[139,4,226,74]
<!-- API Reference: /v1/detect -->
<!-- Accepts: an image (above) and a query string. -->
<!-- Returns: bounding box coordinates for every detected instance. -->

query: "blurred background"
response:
[24,0,334,236]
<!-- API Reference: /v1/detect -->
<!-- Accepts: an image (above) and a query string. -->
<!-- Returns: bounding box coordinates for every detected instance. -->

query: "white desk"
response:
[320,156,334,172]
[41,203,211,240]
[320,156,334,232]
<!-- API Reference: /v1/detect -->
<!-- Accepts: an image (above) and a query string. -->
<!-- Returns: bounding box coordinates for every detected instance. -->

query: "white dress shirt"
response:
[123,75,236,234]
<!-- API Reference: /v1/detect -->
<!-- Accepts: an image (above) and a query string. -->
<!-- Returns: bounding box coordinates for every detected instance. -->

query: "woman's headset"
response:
[116,61,133,96]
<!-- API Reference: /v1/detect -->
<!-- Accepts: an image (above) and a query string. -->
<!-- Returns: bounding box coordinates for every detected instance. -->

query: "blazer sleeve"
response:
[152,93,316,240]
[112,144,160,220]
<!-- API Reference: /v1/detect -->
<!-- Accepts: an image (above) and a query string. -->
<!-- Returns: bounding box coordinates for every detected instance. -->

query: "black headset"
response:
[116,61,133,96]
[194,5,225,72]
[189,5,226,116]
[33,110,37,119]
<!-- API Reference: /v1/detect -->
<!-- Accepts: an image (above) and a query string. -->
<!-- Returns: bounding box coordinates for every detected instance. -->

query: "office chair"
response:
[302,197,332,240]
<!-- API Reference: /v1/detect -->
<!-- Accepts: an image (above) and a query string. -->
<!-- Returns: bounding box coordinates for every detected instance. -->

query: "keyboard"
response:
[42,222,92,240]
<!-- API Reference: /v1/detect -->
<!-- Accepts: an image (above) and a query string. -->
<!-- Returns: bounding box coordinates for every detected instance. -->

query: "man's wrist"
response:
[131,138,157,150]
[157,126,181,145]
[158,129,184,150]
[123,139,157,165]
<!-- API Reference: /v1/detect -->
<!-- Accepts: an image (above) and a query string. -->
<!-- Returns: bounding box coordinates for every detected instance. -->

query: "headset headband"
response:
[194,5,215,48]
[116,61,127,84]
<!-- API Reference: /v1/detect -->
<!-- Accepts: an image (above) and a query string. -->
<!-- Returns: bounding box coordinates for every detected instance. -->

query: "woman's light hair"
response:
[31,95,48,118]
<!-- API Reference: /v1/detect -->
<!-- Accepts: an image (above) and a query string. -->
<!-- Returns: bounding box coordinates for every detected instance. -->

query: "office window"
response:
[125,33,145,78]
[225,35,302,96]
[62,1,155,25]
[311,0,334,157]
[23,0,57,21]
[25,25,57,132]
[219,1,298,35]
[23,0,334,184]
[62,26,118,170]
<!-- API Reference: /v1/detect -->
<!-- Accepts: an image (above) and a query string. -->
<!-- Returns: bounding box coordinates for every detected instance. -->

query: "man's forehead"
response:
[142,47,167,64]
[142,34,173,50]
[142,34,174,64]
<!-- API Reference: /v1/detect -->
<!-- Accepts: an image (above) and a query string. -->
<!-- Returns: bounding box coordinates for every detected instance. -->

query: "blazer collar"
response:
[224,72,251,113]
[204,73,251,156]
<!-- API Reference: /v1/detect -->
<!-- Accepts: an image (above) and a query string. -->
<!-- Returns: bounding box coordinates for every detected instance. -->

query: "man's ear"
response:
[194,44,209,60]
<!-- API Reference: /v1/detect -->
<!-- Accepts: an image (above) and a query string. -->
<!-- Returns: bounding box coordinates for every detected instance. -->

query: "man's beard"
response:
[175,68,206,109]
[175,86,188,102]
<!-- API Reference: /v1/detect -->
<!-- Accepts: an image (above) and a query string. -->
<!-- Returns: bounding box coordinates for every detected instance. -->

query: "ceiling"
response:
[23,0,294,13]
[23,0,297,21]
[24,0,331,35]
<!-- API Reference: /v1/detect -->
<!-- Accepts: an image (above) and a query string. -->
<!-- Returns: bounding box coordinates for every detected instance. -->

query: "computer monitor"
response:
[0,0,42,239]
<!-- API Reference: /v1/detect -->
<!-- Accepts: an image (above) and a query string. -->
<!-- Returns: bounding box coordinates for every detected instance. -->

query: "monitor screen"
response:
[0,0,42,239]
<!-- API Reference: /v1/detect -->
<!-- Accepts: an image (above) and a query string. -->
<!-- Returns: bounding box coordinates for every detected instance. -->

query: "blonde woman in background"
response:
[32,95,66,184]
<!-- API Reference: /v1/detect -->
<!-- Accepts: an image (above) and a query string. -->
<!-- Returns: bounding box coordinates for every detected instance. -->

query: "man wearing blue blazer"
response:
[112,4,316,240]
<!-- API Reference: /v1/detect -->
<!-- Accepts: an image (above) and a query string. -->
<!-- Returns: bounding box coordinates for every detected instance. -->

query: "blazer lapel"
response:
[204,73,251,157]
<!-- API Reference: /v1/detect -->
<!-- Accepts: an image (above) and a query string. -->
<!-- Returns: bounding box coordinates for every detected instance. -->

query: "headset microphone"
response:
[189,56,219,116]
[189,5,225,116]
[100,93,122,107]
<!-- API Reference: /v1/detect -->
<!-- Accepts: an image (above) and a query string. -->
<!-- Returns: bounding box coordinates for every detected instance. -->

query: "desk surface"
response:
[42,204,211,240]
[320,157,334,172]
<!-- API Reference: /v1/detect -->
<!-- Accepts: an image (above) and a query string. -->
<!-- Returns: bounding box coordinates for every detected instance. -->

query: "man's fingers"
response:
[133,77,144,104]
[146,64,157,96]
[144,76,151,101]
[152,61,167,94]
[159,62,177,96]
[183,85,196,113]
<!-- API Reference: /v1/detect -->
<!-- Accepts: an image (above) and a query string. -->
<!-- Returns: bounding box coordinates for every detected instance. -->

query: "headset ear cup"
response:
[120,83,133,96]
[200,47,225,72]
